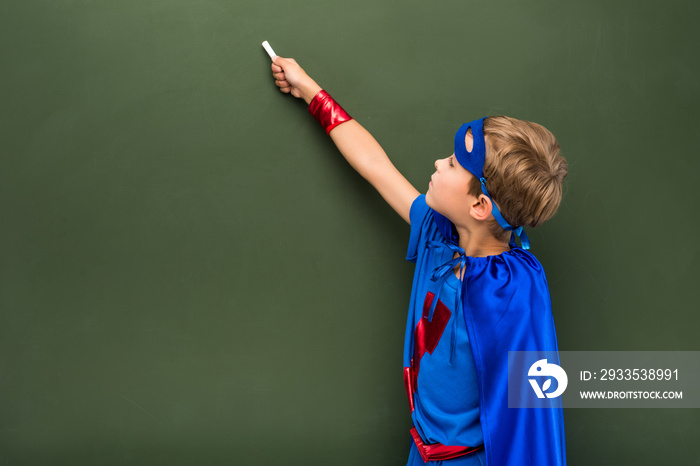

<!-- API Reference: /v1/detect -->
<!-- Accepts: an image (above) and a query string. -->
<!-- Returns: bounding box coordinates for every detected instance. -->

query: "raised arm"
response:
[271,56,419,224]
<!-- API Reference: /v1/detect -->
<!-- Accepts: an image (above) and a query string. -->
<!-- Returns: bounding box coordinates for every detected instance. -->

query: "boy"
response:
[269,56,567,466]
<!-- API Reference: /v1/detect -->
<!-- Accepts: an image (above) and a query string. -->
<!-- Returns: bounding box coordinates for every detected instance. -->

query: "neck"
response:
[454,224,509,257]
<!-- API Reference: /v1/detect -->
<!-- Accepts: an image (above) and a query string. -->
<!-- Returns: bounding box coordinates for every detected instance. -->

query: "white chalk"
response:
[262,41,277,60]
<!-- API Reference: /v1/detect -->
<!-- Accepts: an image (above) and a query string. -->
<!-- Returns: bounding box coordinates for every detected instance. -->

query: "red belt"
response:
[410,428,483,462]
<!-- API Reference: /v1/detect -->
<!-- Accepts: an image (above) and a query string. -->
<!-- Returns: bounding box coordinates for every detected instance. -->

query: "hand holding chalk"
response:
[267,46,322,103]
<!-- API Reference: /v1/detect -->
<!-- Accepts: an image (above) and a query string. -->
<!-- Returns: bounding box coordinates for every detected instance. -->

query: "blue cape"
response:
[429,208,567,465]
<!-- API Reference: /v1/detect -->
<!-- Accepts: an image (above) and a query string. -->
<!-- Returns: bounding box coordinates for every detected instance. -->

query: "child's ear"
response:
[469,194,494,221]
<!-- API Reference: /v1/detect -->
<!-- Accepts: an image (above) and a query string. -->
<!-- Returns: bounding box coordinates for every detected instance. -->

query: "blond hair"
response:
[468,116,568,243]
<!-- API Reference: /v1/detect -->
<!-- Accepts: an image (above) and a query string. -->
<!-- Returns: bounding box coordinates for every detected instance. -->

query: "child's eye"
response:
[449,158,454,167]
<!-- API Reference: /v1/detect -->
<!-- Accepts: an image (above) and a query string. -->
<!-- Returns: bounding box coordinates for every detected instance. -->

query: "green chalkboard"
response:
[2,0,699,464]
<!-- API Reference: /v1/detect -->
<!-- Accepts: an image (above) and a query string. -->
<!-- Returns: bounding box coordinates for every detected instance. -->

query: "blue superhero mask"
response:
[452,117,530,250]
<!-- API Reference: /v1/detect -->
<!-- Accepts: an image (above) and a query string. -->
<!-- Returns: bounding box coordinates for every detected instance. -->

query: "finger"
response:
[279,86,292,94]
[272,71,285,80]
[275,79,290,88]
[274,56,299,69]
[271,63,283,72]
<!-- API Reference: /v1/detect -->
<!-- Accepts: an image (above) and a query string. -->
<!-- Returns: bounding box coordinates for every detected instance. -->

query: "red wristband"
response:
[308,90,353,135]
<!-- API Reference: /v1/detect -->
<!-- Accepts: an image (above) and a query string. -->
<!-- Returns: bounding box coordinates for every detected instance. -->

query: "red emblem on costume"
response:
[404,292,451,411]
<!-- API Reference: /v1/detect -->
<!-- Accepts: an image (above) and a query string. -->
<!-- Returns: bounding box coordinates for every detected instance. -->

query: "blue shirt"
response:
[404,195,482,448]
